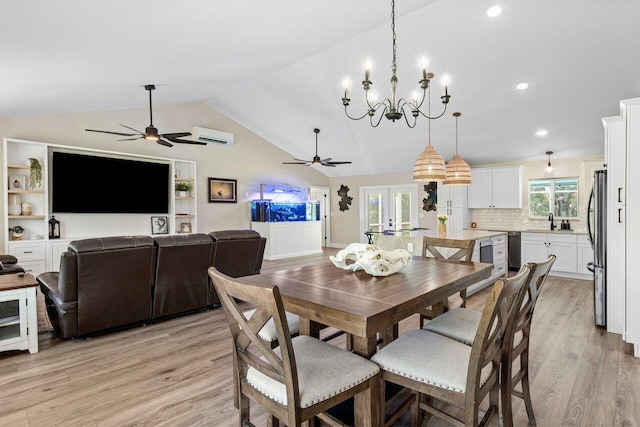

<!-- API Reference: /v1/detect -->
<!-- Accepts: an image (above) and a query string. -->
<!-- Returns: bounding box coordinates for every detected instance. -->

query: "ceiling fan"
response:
[85,84,204,147]
[283,128,352,167]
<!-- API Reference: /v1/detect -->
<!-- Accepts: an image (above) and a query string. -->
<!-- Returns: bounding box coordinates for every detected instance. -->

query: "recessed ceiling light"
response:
[487,6,502,17]
[536,130,548,137]
[516,82,529,90]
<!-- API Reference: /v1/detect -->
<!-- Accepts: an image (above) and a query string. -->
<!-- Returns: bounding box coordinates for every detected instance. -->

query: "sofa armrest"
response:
[0,254,19,266]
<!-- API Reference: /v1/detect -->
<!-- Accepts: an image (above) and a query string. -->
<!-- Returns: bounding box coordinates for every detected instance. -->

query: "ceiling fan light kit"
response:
[341,0,451,128]
[283,128,351,167]
[85,84,204,147]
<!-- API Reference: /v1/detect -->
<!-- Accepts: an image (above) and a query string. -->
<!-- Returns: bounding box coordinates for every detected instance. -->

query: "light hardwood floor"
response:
[1,250,639,426]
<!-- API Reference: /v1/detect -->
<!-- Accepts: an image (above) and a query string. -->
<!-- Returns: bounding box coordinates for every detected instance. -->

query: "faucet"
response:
[548,213,556,230]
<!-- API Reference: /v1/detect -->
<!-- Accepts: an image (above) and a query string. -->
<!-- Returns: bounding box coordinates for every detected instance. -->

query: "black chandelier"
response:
[341,0,451,128]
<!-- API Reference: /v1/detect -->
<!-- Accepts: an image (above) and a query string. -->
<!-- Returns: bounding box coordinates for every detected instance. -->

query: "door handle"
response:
[619,187,623,203]
[619,208,623,223]
[587,262,595,273]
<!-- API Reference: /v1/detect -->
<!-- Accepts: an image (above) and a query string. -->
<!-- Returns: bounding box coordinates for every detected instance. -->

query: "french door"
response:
[360,185,418,242]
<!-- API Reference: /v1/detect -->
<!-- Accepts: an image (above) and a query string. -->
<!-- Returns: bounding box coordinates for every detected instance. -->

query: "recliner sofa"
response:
[0,254,25,275]
[37,230,266,339]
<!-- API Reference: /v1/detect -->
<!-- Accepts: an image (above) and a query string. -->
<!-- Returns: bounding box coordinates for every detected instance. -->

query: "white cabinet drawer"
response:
[577,234,591,245]
[521,232,547,242]
[548,234,577,244]
[492,235,506,245]
[17,260,46,276]
[8,242,46,261]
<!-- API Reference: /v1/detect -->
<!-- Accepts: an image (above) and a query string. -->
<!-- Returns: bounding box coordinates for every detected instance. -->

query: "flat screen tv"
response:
[52,151,170,214]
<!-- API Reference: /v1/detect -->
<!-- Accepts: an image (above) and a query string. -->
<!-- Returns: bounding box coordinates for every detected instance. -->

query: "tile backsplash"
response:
[470,204,587,233]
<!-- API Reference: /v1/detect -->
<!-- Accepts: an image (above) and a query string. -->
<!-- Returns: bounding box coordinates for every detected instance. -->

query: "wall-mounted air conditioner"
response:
[190,126,234,146]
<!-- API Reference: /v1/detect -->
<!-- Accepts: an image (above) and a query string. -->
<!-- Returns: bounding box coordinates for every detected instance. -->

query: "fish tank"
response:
[251,200,320,222]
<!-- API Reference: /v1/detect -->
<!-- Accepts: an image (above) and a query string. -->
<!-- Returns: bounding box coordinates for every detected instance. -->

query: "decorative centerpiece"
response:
[438,213,448,235]
[330,243,411,277]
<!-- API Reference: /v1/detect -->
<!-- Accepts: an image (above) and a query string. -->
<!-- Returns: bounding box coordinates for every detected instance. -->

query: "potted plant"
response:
[175,182,192,197]
[28,158,43,190]
[8,225,25,241]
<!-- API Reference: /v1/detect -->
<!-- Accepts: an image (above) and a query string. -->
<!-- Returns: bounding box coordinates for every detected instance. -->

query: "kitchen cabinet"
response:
[603,114,625,336]
[521,232,577,274]
[437,182,469,231]
[577,234,593,276]
[468,166,523,209]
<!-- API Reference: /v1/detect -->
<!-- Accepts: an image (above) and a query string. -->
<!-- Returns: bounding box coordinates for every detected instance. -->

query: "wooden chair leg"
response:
[520,346,536,425]
[267,414,279,427]
[410,392,421,426]
[501,355,514,427]
[239,393,250,426]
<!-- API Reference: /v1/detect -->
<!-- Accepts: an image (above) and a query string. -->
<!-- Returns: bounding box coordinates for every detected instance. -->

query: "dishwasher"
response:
[507,231,521,271]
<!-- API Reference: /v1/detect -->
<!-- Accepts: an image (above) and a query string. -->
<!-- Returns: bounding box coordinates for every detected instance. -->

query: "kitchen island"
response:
[370,229,508,295]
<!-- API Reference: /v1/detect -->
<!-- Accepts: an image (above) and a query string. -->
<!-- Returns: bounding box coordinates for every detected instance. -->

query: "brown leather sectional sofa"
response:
[37,230,266,339]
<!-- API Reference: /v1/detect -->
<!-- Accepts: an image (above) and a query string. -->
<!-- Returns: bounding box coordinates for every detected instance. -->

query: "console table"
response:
[0,273,39,354]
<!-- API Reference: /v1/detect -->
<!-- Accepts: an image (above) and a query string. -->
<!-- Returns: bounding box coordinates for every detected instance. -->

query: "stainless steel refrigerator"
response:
[587,169,607,326]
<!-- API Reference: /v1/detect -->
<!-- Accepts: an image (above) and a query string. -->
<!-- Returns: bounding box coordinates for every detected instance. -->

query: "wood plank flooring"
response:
[1,250,638,426]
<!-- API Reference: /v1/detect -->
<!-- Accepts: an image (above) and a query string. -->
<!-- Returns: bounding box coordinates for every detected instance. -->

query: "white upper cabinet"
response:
[468,166,523,209]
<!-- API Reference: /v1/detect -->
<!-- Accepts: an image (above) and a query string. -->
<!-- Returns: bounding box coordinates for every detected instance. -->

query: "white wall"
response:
[0,102,329,244]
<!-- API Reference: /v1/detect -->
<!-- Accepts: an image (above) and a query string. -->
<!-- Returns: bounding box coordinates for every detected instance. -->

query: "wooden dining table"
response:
[238,256,493,426]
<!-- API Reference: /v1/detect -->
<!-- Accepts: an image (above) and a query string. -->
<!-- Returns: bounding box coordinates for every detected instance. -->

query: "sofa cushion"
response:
[69,235,154,253]
[209,229,261,241]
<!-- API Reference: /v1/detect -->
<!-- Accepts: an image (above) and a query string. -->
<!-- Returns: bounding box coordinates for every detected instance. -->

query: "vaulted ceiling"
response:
[2,0,640,177]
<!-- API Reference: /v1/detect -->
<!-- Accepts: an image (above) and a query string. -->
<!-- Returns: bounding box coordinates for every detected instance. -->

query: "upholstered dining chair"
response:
[423,254,556,426]
[209,267,380,427]
[371,266,530,427]
[419,237,476,327]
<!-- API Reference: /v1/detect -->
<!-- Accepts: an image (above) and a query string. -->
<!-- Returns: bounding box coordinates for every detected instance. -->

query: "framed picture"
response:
[208,178,237,203]
[180,222,192,233]
[151,216,169,234]
[9,175,26,190]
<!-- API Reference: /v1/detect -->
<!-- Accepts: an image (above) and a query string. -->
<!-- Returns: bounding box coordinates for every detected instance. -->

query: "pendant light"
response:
[445,112,472,185]
[413,93,446,181]
[545,151,554,173]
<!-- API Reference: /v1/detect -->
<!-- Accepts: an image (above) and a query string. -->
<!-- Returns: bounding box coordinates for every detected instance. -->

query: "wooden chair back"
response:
[208,267,302,424]
[422,237,475,262]
[464,264,531,425]
[501,254,556,426]
[419,237,476,325]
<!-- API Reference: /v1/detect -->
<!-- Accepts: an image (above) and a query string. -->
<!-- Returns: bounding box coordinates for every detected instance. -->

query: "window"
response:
[529,177,579,218]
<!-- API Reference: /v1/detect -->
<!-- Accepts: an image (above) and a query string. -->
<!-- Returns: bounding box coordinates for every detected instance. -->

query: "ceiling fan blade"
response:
[157,138,174,147]
[170,139,207,145]
[321,157,333,162]
[117,136,145,141]
[283,161,310,165]
[86,129,138,137]
[321,163,337,167]
[292,158,312,162]
[325,161,352,165]
[119,124,144,134]
[161,132,192,139]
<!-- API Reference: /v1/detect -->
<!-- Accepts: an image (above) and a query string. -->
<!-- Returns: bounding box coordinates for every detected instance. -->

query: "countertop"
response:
[468,227,587,235]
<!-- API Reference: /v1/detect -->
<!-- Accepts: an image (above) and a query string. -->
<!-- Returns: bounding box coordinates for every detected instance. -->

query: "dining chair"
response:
[371,265,530,427]
[423,255,556,426]
[209,267,380,427]
[419,237,476,327]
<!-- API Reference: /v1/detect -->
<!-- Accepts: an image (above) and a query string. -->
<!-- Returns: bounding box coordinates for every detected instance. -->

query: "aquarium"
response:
[251,200,320,222]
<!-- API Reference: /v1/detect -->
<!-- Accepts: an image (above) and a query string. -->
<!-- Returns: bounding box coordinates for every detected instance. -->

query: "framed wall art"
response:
[9,175,26,190]
[208,178,237,203]
[180,222,192,233]
[151,216,169,234]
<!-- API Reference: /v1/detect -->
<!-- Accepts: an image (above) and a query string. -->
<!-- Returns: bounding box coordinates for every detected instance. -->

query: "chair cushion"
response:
[423,308,481,345]
[423,308,524,348]
[371,329,490,393]
[244,308,300,342]
[246,335,379,408]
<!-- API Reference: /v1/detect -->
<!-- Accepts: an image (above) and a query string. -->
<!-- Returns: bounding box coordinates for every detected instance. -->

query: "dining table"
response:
[238,255,494,426]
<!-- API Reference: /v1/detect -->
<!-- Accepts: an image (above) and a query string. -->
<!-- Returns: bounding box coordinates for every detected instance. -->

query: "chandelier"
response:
[341,0,451,128]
